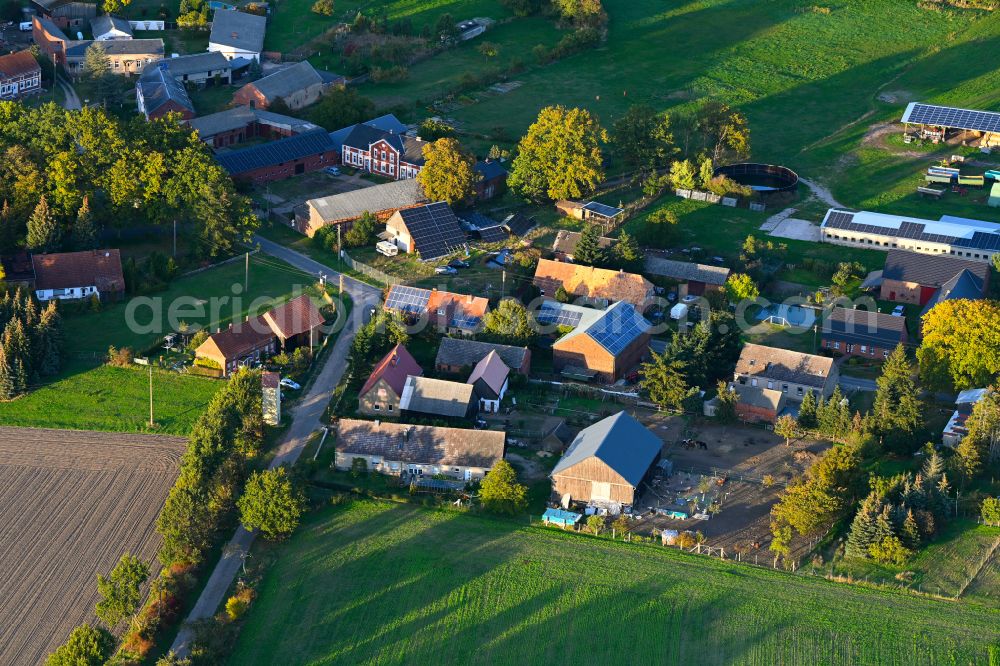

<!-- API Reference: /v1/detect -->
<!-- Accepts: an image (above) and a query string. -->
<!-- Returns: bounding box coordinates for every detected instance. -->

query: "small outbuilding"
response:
[466,350,510,414]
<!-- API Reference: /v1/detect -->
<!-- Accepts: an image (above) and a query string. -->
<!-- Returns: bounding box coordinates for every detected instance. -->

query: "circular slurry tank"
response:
[713,163,799,194]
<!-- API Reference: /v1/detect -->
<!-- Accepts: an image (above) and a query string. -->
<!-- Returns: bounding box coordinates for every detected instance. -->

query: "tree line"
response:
[0,289,64,400]
[0,103,257,259]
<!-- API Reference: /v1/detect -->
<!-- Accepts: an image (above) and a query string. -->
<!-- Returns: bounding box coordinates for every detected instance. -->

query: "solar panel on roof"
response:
[587,305,650,355]
[384,285,431,315]
[399,202,467,260]
[535,302,583,327]
[583,201,624,218]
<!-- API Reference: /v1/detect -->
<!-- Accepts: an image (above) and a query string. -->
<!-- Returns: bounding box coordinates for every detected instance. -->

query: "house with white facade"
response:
[91,15,133,40]
[31,249,126,302]
[335,419,505,481]
[466,350,509,413]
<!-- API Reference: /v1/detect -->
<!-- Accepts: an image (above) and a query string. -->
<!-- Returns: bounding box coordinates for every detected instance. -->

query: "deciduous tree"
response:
[344,211,378,247]
[311,0,333,15]
[919,300,1000,391]
[724,272,758,303]
[237,467,306,540]
[479,459,527,514]
[416,138,480,206]
[45,624,114,666]
[638,207,678,248]
[669,159,696,190]
[96,553,149,629]
[481,298,534,345]
[774,414,798,446]
[611,104,675,170]
[508,106,606,201]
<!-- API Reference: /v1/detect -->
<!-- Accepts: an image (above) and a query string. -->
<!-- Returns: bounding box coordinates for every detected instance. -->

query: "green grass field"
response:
[0,364,220,434]
[230,500,1000,665]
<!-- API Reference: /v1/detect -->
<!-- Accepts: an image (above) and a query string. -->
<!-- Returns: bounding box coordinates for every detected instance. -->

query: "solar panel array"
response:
[587,304,650,355]
[583,201,623,218]
[399,202,467,260]
[449,312,483,330]
[955,231,1000,251]
[477,225,508,243]
[824,210,965,245]
[384,285,431,315]
[904,104,1000,133]
[535,302,583,327]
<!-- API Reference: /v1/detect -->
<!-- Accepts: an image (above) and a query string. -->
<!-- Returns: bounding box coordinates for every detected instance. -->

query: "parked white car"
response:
[280,378,301,390]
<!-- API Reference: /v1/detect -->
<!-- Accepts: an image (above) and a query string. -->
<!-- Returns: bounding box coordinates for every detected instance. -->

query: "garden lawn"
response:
[230,500,1000,665]
[0,255,322,434]
[0,364,220,434]
[63,254,319,357]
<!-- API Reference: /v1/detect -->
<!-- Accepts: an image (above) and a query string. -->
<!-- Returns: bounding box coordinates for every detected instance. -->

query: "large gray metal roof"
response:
[550,411,661,487]
[307,179,426,223]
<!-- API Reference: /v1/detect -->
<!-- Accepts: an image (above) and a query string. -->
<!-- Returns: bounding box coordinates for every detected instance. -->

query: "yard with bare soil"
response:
[0,427,185,665]
[634,417,831,559]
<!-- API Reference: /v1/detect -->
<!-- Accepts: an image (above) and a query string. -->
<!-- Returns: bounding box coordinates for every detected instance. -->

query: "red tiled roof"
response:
[361,343,423,396]
[262,294,325,339]
[427,289,489,321]
[0,51,41,79]
[198,315,274,360]
[31,249,125,292]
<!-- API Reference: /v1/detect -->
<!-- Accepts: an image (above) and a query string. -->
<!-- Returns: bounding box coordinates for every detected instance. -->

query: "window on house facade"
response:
[797,387,803,396]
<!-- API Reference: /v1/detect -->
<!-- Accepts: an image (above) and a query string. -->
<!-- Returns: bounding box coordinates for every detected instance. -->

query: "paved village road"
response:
[170,238,382,657]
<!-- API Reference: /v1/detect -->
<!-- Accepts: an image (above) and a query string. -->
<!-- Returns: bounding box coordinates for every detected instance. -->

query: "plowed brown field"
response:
[0,427,185,665]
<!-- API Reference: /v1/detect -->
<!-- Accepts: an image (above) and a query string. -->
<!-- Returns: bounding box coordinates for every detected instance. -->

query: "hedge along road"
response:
[170,238,383,657]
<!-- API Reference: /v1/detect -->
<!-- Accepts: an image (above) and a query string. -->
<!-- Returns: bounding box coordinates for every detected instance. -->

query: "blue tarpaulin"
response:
[542,508,582,526]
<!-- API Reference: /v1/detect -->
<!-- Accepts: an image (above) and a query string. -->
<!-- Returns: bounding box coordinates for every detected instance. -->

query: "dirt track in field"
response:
[0,427,185,665]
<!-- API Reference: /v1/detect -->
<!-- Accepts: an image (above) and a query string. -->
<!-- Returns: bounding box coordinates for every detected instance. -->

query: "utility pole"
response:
[339,273,344,295]
[337,225,343,269]
[245,252,249,292]
[172,220,177,258]
[501,269,506,299]
[148,364,154,427]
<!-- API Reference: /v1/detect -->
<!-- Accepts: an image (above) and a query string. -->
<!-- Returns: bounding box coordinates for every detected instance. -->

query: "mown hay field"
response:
[0,427,185,665]
[231,500,1000,665]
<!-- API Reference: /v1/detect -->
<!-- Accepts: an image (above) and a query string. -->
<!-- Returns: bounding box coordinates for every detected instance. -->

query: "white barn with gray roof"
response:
[208,9,266,62]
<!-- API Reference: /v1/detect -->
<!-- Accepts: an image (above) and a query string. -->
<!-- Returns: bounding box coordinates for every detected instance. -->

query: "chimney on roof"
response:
[390,354,397,366]
[374,419,380,428]
[467,294,473,303]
